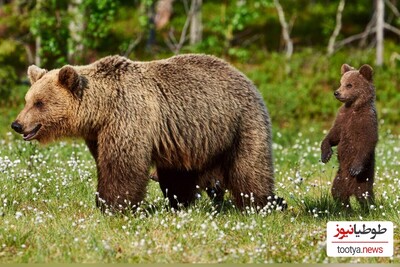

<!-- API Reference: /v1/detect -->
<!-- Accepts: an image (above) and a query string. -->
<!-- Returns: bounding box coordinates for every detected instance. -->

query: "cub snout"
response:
[334,91,340,98]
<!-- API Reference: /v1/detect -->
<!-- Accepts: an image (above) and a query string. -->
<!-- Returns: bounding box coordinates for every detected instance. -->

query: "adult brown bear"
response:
[12,54,284,212]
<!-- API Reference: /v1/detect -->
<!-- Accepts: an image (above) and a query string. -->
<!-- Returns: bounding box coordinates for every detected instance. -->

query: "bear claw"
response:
[349,165,363,176]
[321,149,333,163]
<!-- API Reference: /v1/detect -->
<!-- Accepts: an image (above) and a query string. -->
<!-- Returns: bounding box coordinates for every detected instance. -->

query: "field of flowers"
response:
[0,125,399,263]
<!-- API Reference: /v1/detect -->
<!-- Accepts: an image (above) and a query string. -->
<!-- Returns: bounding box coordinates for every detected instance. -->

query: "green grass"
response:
[0,125,398,263]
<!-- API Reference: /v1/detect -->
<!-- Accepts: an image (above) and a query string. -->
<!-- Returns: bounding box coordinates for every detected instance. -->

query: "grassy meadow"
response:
[0,126,399,263]
[0,50,399,263]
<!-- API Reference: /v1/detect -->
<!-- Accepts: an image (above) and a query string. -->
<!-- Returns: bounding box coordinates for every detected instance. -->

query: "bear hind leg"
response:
[354,175,375,211]
[205,181,225,205]
[157,168,199,209]
[225,140,275,210]
[331,172,352,209]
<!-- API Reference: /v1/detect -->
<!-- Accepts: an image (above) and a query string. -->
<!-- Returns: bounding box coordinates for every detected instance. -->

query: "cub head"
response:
[334,64,375,107]
[11,65,84,143]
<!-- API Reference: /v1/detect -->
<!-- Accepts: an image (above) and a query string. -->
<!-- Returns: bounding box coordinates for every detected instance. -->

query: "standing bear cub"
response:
[321,63,378,209]
[12,54,284,212]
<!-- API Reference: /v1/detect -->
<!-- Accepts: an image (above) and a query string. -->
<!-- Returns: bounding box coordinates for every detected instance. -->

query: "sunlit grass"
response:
[0,127,399,263]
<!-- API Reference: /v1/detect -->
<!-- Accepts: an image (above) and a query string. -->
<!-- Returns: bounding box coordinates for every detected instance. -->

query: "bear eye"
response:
[346,83,353,89]
[34,100,44,108]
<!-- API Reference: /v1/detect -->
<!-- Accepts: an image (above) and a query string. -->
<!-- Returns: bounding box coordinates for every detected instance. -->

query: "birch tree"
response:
[34,0,43,66]
[376,0,384,66]
[327,0,345,56]
[68,0,84,63]
[189,0,202,45]
[273,0,293,59]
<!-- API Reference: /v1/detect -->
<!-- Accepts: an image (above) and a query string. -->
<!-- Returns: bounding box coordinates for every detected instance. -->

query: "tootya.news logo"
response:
[326,221,393,257]
[333,223,388,239]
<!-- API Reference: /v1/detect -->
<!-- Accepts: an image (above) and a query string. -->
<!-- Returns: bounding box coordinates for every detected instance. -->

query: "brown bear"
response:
[11,54,284,212]
[321,63,378,210]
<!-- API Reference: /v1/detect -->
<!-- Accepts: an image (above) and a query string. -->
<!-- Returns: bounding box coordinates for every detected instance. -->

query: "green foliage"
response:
[0,65,18,102]
[138,0,155,27]
[30,0,70,68]
[1,1,399,129]
[196,0,272,57]
[0,40,25,103]
[80,0,117,50]
[0,1,395,68]
[244,46,400,130]
[231,0,269,31]
[28,0,117,66]
[0,3,30,102]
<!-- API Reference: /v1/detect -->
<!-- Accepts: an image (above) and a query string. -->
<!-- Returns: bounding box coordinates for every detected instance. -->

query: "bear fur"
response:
[12,54,282,211]
[321,63,378,209]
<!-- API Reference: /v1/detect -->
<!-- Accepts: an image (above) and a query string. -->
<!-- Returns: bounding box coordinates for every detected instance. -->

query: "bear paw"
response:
[321,148,333,163]
[349,165,363,176]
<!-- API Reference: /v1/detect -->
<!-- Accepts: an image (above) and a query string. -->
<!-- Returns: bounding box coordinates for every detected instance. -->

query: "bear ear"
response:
[359,64,373,82]
[28,65,47,85]
[341,64,353,75]
[58,66,82,96]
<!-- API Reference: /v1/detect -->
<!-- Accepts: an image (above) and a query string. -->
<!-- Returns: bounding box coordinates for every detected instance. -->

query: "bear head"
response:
[11,65,85,143]
[334,64,375,108]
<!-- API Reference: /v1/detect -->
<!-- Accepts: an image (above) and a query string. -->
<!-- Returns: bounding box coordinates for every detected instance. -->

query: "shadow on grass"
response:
[126,194,287,219]
[139,197,238,216]
[298,193,349,219]
[294,192,385,219]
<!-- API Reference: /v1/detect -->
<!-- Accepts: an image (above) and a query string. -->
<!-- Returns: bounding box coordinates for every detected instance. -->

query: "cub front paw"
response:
[321,148,333,163]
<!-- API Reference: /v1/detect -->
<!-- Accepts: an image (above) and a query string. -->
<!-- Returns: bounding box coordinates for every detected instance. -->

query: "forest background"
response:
[0,0,399,132]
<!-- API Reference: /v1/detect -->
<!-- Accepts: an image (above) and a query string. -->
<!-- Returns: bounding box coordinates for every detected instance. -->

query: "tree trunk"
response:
[274,0,293,59]
[155,0,174,30]
[34,37,41,66]
[24,44,34,65]
[34,0,43,66]
[376,0,384,66]
[68,0,84,64]
[327,0,346,55]
[190,0,202,45]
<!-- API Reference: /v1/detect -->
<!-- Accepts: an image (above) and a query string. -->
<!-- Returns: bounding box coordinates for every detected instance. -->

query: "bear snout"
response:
[334,90,346,102]
[11,121,23,134]
[334,91,340,97]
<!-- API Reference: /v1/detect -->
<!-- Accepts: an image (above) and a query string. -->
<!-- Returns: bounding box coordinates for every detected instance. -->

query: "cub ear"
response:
[58,66,82,96]
[341,64,353,75]
[359,64,373,82]
[28,65,47,85]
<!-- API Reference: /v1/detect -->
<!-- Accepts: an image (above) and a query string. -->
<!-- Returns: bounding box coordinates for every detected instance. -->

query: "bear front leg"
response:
[85,138,98,162]
[96,133,151,213]
[96,167,149,213]
[321,140,333,164]
[225,132,276,210]
[321,119,342,163]
[321,134,340,164]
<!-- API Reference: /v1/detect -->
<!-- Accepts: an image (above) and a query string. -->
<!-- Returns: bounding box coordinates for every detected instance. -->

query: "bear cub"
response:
[321,63,378,210]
